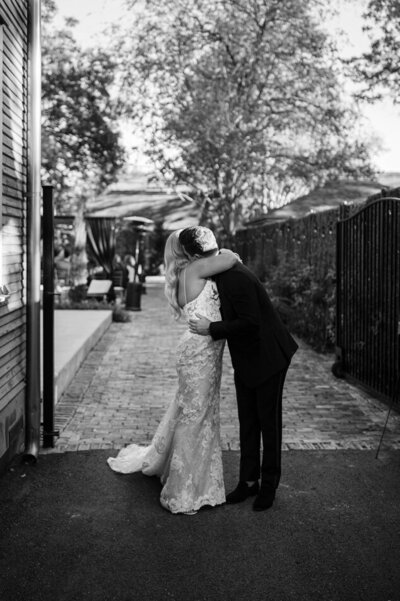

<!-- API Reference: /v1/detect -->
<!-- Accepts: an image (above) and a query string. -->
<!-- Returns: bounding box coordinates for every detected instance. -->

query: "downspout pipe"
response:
[24,0,41,462]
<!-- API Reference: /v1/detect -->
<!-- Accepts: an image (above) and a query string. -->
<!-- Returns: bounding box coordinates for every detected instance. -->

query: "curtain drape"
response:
[86,217,116,276]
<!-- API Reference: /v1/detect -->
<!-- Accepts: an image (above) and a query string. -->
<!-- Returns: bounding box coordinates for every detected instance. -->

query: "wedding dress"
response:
[107,279,226,514]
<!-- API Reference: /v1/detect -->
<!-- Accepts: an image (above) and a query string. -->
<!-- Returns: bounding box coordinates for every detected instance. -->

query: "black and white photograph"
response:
[0,0,400,599]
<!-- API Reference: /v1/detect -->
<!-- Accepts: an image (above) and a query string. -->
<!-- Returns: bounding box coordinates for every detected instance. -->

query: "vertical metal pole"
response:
[24,0,41,462]
[334,220,343,369]
[134,233,140,283]
[42,186,58,448]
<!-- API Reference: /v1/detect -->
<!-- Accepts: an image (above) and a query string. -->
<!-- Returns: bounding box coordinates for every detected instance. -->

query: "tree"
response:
[41,0,125,214]
[114,0,373,238]
[349,0,400,102]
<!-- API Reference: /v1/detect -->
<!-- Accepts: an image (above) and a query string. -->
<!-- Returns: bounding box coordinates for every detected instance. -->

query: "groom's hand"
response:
[189,313,211,336]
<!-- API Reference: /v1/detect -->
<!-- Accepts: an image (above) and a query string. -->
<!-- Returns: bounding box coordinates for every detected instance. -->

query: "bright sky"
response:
[53,0,400,173]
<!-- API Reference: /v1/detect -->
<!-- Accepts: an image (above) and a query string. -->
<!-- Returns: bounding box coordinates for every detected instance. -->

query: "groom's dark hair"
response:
[179,227,218,257]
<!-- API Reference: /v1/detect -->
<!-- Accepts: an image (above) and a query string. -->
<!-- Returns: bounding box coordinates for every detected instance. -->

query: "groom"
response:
[188,249,298,511]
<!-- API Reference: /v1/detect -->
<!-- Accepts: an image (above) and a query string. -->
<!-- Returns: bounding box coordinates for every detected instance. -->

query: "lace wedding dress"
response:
[107,279,226,514]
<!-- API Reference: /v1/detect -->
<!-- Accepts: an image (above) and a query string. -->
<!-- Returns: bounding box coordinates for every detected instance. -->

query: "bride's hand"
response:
[219,248,242,263]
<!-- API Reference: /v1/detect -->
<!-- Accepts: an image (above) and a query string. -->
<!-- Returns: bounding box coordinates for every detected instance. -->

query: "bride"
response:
[107,226,240,515]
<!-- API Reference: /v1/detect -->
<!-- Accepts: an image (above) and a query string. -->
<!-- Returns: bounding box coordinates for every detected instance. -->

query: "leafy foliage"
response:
[349,0,400,102]
[41,0,125,213]
[265,255,336,352]
[57,284,132,321]
[147,221,169,275]
[114,0,373,238]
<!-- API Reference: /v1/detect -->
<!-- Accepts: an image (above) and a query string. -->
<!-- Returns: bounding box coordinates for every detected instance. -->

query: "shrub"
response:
[68,284,88,303]
[56,298,110,310]
[55,287,131,322]
[112,305,132,322]
[265,254,336,353]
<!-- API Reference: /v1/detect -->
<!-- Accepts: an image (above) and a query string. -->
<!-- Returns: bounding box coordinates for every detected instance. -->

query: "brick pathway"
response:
[47,278,400,454]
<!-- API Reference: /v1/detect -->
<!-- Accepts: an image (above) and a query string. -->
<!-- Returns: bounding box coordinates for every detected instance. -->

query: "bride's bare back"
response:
[177,249,238,308]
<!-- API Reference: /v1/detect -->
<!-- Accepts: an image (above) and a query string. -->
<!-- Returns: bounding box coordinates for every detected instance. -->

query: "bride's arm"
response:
[191,249,240,278]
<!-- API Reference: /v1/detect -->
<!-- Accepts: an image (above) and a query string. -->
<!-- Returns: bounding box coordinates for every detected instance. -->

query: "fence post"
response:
[332,220,345,378]
[42,185,59,448]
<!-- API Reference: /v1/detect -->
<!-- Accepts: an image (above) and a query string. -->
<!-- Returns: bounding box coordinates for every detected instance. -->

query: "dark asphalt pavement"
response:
[1,449,400,601]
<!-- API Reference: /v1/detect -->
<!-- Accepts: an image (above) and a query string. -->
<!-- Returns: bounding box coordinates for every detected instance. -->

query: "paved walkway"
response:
[47,277,400,454]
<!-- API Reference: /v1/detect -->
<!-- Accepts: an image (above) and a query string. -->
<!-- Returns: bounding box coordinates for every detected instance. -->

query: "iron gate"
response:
[334,197,400,401]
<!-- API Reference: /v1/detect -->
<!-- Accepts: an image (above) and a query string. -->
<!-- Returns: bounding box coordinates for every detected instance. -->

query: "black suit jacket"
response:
[210,263,298,388]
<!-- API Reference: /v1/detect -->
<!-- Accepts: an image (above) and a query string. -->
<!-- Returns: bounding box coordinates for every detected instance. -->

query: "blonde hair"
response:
[164,230,189,319]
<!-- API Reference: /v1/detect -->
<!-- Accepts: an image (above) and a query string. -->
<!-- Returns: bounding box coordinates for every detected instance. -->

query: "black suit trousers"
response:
[234,368,287,489]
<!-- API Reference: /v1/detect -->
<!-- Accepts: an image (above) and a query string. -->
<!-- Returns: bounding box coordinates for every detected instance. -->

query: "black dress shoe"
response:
[253,487,275,511]
[226,481,259,504]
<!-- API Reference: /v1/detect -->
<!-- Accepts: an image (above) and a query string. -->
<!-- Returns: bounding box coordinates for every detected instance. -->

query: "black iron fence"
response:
[234,190,400,402]
[235,208,340,351]
[334,197,400,401]
[235,208,339,281]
